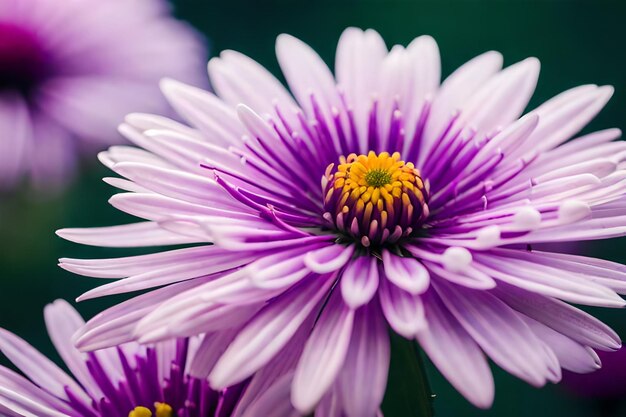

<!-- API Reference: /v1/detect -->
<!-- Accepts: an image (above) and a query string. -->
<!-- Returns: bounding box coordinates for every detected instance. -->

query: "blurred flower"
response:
[0,299,305,417]
[0,0,206,190]
[59,27,626,413]
[561,347,626,398]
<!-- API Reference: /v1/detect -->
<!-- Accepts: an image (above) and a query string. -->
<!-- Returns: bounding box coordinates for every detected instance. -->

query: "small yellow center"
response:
[323,151,429,246]
[364,168,393,188]
[129,403,174,417]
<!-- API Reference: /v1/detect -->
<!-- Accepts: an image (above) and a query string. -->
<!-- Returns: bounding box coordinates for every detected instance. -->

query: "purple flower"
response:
[59,27,626,413]
[0,0,206,190]
[0,299,304,417]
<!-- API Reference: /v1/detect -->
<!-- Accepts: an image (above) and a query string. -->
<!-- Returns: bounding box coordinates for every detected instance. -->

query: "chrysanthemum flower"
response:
[0,299,305,417]
[59,28,626,414]
[0,0,205,190]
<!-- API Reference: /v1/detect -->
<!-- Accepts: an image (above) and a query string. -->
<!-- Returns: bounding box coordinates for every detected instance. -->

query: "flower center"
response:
[323,151,429,247]
[0,23,51,94]
[129,403,174,417]
[364,168,393,188]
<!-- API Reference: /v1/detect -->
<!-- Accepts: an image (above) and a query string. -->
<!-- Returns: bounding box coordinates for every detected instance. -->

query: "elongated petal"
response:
[0,329,84,403]
[423,51,502,152]
[43,300,101,402]
[56,222,198,247]
[209,50,297,117]
[210,276,334,388]
[0,367,73,415]
[418,291,494,408]
[335,27,387,148]
[494,283,620,350]
[522,316,601,374]
[457,57,540,134]
[292,291,354,413]
[338,301,390,417]
[435,280,557,387]
[239,373,300,417]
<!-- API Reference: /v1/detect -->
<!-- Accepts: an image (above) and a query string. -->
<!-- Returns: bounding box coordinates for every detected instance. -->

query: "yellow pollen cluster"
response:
[129,403,174,417]
[323,151,429,246]
[329,151,425,218]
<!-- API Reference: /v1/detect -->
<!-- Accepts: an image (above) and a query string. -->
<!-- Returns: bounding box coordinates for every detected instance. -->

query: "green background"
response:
[1,0,626,416]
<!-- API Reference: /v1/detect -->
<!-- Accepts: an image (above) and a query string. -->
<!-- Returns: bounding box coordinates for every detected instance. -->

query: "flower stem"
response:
[382,331,435,417]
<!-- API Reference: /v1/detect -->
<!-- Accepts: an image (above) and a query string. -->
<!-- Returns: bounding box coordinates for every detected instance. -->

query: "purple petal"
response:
[382,250,430,294]
[434,280,557,387]
[340,256,380,309]
[210,275,334,388]
[338,301,390,417]
[304,244,355,274]
[378,277,426,338]
[292,291,354,413]
[418,291,494,408]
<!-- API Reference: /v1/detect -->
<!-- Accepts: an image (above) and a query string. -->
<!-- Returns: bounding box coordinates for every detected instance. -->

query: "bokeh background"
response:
[1,0,626,416]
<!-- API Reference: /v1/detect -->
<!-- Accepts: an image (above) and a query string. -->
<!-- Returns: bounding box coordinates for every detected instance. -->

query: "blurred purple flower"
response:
[0,299,304,417]
[562,347,626,398]
[58,28,626,413]
[0,0,206,190]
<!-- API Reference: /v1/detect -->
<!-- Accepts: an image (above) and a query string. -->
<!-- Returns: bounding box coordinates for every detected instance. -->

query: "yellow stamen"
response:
[155,403,174,417]
[129,407,152,417]
[128,403,174,417]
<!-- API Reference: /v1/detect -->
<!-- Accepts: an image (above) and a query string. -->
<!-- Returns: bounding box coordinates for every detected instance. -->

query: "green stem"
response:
[382,332,435,417]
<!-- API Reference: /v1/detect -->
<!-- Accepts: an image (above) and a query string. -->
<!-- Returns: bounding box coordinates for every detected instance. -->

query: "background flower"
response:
[0,0,206,190]
[0,299,304,417]
[57,27,626,416]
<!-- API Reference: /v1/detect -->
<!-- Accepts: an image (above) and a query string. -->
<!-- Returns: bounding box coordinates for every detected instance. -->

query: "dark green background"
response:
[1,0,626,416]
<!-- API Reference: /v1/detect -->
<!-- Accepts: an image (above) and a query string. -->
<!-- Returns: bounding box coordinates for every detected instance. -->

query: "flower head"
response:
[0,300,302,417]
[0,0,206,190]
[59,28,626,413]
